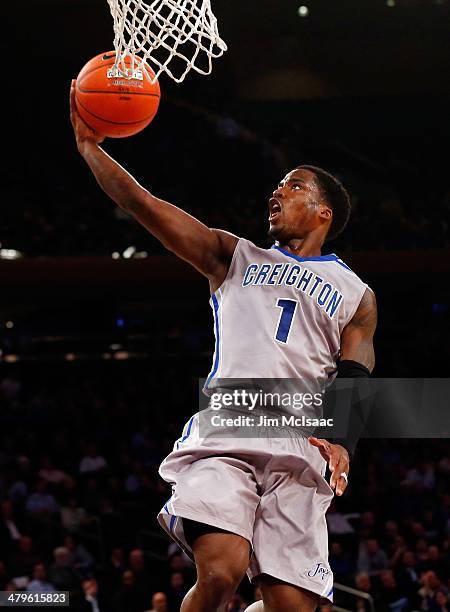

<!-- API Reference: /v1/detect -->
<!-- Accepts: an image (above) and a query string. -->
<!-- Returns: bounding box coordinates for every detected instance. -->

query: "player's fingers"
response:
[329,452,337,473]
[309,437,333,465]
[308,436,320,446]
[330,454,349,494]
[308,436,330,453]
[336,469,349,496]
[69,81,76,121]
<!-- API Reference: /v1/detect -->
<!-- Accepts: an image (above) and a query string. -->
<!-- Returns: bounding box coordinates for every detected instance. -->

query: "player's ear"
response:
[319,203,332,221]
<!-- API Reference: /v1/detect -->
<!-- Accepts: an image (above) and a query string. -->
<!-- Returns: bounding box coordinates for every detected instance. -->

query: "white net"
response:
[106,0,227,83]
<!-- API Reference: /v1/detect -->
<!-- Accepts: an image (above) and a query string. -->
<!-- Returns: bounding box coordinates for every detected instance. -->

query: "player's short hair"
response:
[297,165,351,240]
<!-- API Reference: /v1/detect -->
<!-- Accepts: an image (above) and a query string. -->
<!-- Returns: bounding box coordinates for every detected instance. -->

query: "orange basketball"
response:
[75,51,160,138]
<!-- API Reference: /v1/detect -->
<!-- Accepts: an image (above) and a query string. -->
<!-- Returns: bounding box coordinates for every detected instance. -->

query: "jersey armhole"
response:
[342,283,369,330]
[211,237,245,295]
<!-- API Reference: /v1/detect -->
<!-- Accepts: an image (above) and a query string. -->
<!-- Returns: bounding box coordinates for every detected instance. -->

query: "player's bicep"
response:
[127,189,238,279]
[340,288,377,371]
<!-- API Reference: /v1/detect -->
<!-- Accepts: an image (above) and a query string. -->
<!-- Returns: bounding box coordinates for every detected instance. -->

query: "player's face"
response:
[268,168,329,242]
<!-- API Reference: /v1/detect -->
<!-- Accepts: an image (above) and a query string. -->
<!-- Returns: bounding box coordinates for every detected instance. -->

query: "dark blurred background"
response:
[1,0,449,610]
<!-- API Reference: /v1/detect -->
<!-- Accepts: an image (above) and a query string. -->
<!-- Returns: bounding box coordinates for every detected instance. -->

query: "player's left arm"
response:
[309,287,377,495]
[338,287,377,372]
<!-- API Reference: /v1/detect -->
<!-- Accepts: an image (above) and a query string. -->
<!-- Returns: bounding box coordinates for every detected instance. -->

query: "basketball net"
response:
[106,0,227,83]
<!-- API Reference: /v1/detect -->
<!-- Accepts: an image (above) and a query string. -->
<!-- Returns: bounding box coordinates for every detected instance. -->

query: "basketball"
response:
[75,51,160,138]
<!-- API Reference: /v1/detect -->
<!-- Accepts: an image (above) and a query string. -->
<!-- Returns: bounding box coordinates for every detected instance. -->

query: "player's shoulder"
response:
[330,255,368,286]
[214,234,264,258]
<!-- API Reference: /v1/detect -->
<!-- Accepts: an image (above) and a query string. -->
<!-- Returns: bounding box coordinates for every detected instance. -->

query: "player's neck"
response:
[278,236,324,258]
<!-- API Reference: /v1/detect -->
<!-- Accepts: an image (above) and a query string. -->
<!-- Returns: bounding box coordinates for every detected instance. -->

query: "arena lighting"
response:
[111,249,147,259]
[65,353,76,361]
[123,246,136,259]
[5,321,14,329]
[0,248,22,260]
[113,351,130,360]
[4,355,19,363]
[386,0,395,6]
[298,5,309,17]
[109,343,123,350]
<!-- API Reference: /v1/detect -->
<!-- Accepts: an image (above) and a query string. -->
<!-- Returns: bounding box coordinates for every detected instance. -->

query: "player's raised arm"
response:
[69,81,238,290]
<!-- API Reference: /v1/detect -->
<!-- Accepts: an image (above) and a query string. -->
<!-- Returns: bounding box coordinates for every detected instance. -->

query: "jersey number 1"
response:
[275,298,298,343]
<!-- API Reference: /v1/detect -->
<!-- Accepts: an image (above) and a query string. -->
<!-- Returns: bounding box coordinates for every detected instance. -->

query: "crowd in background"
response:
[0,365,449,611]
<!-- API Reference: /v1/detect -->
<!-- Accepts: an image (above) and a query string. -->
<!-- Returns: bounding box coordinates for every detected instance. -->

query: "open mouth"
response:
[268,197,282,222]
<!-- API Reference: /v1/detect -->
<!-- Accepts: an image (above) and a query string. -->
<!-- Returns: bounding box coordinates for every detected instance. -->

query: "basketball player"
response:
[70,80,377,612]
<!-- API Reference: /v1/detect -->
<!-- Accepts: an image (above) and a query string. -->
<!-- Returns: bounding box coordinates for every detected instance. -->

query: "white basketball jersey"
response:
[205,238,367,392]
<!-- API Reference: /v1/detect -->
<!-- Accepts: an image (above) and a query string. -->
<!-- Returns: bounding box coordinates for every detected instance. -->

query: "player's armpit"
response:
[339,288,377,372]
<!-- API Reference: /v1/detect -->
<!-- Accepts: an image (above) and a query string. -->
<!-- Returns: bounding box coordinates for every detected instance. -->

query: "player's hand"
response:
[308,437,350,496]
[69,79,105,148]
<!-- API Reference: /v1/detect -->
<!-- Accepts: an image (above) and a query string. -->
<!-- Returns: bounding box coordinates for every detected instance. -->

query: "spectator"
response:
[25,479,59,517]
[417,571,446,611]
[9,536,39,579]
[104,547,125,590]
[168,551,196,585]
[114,570,143,612]
[48,546,82,593]
[124,461,145,493]
[357,538,389,575]
[167,571,188,609]
[357,512,377,540]
[63,534,94,577]
[388,536,407,568]
[60,496,88,532]
[435,590,450,612]
[326,501,359,536]
[382,520,400,554]
[128,548,153,609]
[146,591,168,612]
[416,538,431,564]
[378,570,409,611]
[80,578,108,612]
[79,443,107,475]
[38,456,74,489]
[419,545,449,579]
[396,550,420,603]
[26,563,56,593]
[354,572,374,610]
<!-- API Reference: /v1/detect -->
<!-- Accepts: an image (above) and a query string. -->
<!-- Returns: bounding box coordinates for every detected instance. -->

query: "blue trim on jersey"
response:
[175,415,196,450]
[179,416,195,445]
[169,514,176,532]
[272,246,339,262]
[205,293,220,388]
[335,259,354,272]
[326,587,334,598]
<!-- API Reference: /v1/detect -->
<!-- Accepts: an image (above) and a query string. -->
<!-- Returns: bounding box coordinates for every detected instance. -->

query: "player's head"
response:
[268,166,351,244]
